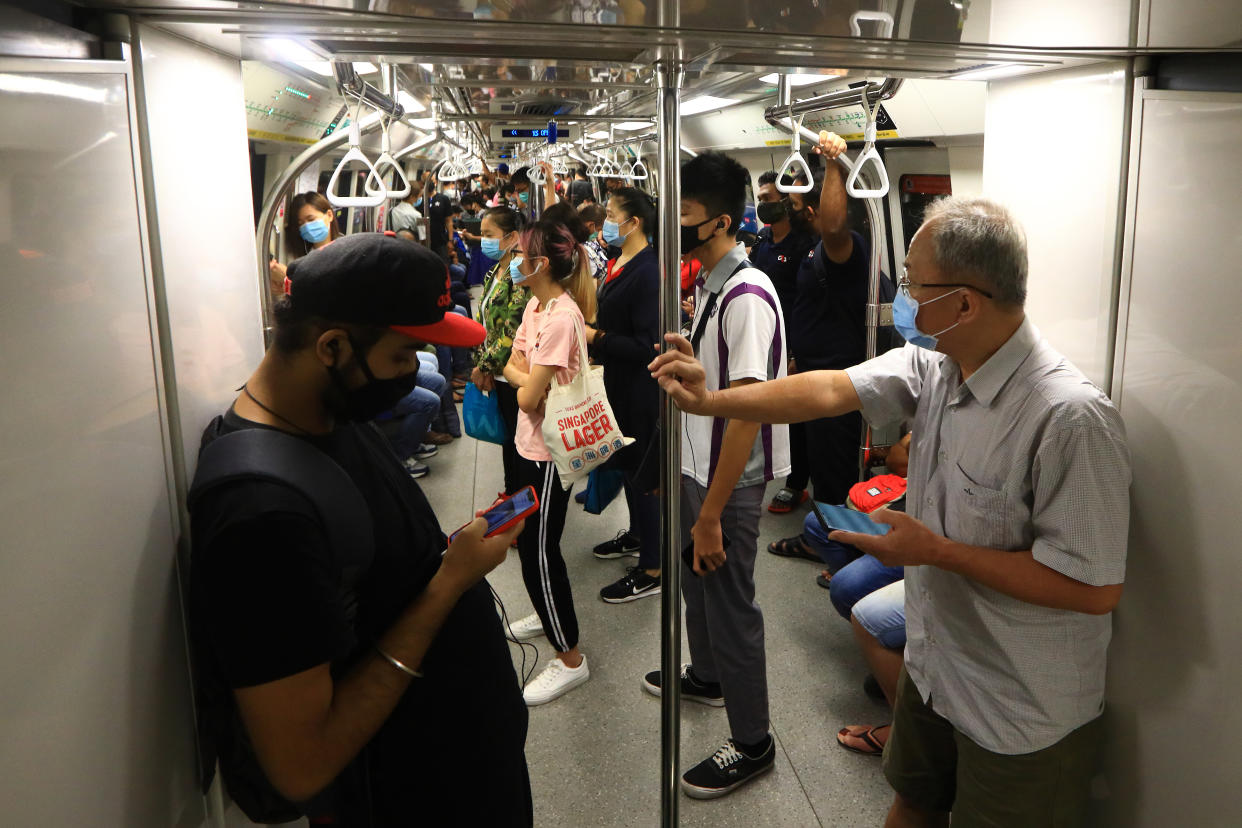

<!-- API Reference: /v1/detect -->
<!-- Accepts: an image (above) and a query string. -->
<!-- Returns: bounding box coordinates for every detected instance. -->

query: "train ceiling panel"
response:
[72,0,1242,157]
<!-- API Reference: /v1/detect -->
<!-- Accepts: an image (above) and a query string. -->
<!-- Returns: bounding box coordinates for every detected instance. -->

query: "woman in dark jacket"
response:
[584,187,663,603]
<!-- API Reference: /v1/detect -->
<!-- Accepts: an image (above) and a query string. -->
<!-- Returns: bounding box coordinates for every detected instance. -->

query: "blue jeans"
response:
[852,580,906,649]
[802,511,904,620]
[801,509,865,575]
[425,348,462,438]
[390,361,447,458]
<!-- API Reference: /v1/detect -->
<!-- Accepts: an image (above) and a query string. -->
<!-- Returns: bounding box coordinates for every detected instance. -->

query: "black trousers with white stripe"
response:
[515,455,579,653]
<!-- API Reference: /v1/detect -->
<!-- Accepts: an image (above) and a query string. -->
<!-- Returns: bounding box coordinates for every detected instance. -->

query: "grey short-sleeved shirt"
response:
[845,317,1131,754]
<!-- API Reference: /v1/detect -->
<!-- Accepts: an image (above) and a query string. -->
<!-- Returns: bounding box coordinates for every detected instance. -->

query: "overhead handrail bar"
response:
[392,129,441,162]
[331,61,404,120]
[326,100,386,209]
[845,86,890,199]
[850,10,895,38]
[762,77,902,124]
[365,116,411,199]
[775,111,814,193]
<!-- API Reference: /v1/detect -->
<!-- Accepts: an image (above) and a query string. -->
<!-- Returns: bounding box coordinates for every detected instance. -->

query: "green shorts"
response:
[882,667,1104,827]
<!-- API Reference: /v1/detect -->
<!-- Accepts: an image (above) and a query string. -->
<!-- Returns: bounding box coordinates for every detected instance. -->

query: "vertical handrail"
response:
[655,57,684,828]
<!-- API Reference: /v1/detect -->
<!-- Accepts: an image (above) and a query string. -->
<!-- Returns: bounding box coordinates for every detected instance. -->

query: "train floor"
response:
[420,424,894,827]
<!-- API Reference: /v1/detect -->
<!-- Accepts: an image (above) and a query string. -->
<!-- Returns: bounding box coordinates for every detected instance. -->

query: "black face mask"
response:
[756,200,788,225]
[324,335,420,423]
[789,205,813,232]
[680,215,722,255]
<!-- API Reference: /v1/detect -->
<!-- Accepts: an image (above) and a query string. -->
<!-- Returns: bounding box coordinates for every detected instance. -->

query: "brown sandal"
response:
[836,724,890,756]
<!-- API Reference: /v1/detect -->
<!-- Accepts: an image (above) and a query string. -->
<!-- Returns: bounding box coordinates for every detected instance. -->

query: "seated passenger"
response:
[379,350,449,479]
[651,194,1131,827]
[836,579,906,756]
[189,234,532,826]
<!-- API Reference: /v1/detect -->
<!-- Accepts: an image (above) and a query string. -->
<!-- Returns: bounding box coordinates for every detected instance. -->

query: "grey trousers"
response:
[680,476,769,745]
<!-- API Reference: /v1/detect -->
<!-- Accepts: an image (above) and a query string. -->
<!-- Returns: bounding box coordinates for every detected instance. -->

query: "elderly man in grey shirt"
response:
[649,196,1130,828]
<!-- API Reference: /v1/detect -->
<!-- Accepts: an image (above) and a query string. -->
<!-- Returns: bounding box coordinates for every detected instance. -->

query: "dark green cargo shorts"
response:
[882,667,1104,827]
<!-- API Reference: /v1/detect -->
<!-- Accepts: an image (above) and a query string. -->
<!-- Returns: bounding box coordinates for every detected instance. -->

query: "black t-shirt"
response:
[428,193,453,250]
[751,226,815,328]
[790,232,873,369]
[189,409,530,826]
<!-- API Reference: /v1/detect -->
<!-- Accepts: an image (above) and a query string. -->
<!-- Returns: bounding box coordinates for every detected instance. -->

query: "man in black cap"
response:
[189,234,533,826]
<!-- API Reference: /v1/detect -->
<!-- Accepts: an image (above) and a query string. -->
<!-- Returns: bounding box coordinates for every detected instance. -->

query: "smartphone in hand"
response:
[682,531,732,576]
[811,501,891,537]
[450,486,540,543]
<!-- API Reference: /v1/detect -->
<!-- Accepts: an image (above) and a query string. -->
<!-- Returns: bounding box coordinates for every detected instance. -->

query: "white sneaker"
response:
[523,655,590,706]
[506,612,545,642]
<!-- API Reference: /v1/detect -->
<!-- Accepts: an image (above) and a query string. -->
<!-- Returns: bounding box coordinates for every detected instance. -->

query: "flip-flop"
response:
[836,724,890,756]
[767,535,821,562]
[816,573,833,590]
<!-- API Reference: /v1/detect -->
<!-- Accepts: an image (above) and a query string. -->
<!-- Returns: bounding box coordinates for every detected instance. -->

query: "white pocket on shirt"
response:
[946,463,1020,550]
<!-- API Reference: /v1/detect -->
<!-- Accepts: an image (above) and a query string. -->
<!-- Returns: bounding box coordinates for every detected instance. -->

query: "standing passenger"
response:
[767,132,893,561]
[501,218,600,706]
[650,197,1131,827]
[750,170,817,515]
[585,187,662,602]
[189,235,532,826]
[268,191,340,295]
[470,206,527,497]
[642,151,789,799]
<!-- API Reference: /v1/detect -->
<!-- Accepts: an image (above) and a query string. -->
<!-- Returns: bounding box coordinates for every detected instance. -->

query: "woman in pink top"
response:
[501,218,599,706]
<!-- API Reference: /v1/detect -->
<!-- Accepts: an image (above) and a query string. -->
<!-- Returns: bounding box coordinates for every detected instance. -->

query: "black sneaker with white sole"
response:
[681,736,775,799]
[642,663,724,707]
[592,530,641,559]
[600,567,661,603]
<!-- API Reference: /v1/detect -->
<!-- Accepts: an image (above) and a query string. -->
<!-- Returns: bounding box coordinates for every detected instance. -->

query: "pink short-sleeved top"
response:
[511,293,584,461]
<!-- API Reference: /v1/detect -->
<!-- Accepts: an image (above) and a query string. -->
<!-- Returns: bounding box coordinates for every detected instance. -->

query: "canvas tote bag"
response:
[541,300,634,489]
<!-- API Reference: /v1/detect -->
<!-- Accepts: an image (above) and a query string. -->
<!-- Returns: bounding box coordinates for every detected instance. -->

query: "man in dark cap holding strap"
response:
[189,234,532,826]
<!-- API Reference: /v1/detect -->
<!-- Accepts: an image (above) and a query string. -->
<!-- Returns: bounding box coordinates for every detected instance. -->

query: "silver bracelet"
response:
[375,645,423,679]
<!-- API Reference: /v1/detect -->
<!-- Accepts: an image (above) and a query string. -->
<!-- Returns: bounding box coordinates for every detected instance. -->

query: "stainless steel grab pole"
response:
[655,57,684,828]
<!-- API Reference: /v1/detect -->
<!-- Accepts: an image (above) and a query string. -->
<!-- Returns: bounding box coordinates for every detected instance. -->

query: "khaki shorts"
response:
[882,667,1104,827]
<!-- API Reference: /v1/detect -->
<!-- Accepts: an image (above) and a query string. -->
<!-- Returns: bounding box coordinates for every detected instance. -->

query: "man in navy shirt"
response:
[768,131,892,563]
[751,170,816,514]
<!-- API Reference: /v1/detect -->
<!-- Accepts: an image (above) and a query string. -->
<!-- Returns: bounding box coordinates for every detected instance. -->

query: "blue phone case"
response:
[811,501,891,536]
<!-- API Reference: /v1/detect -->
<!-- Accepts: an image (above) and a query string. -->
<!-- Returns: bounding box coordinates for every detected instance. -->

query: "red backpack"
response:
[847,474,907,513]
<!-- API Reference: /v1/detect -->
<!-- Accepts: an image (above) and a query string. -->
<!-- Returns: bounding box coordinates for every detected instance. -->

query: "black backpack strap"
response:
[189,425,375,589]
[689,258,754,355]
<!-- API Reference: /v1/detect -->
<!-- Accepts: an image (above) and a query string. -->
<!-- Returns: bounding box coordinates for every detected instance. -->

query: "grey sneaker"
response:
[403,458,429,478]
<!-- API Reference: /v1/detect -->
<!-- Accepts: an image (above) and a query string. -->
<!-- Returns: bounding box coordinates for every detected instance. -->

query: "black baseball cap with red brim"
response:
[285,232,484,348]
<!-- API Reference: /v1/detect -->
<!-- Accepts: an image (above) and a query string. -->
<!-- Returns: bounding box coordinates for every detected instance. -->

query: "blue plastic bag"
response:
[584,467,625,515]
[462,382,507,445]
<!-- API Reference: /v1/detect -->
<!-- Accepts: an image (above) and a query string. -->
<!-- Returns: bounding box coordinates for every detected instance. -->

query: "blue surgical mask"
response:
[601,218,630,246]
[892,287,963,351]
[481,235,510,261]
[519,190,529,205]
[299,218,330,244]
[509,256,541,284]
